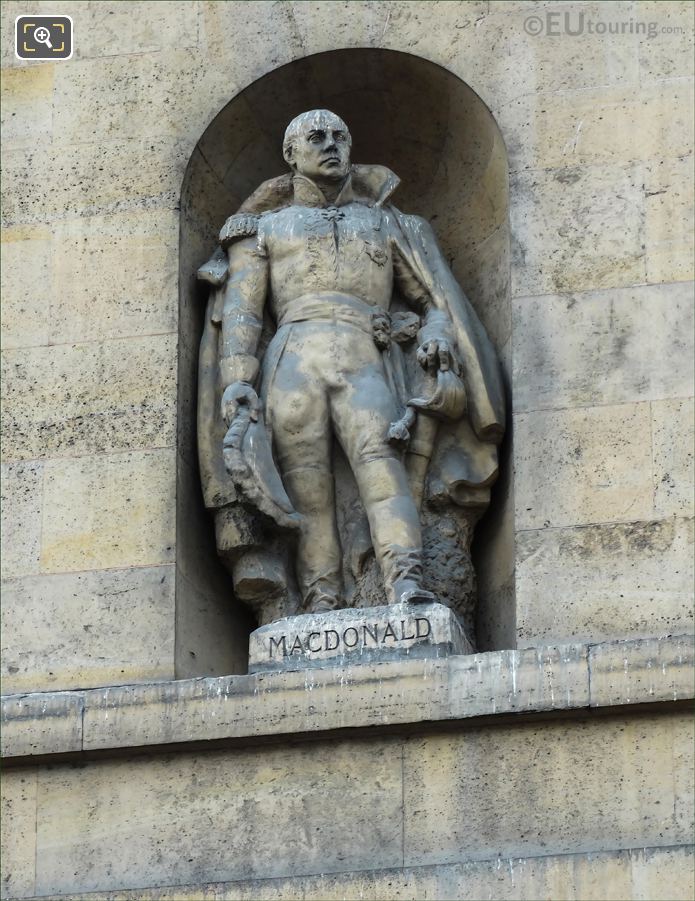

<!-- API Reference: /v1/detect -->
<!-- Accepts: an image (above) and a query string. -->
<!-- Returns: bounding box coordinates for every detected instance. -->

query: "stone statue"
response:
[197,110,504,646]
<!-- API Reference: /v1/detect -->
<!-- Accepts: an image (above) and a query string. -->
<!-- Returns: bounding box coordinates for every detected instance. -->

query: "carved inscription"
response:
[248,602,471,673]
[268,617,432,658]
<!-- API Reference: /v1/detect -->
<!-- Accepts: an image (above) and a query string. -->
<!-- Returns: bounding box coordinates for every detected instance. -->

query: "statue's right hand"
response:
[221,381,261,427]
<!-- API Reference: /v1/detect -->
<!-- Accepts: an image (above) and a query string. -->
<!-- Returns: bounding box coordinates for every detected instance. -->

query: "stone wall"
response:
[1,1,693,898]
[3,714,693,898]
[2,0,692,693]
[2,634,694,899]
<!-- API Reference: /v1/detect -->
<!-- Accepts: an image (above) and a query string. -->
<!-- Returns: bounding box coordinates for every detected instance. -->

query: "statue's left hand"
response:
[416,338,461,376]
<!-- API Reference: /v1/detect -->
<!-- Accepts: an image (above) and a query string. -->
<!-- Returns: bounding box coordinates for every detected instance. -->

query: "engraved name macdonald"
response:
[268,617,433,658]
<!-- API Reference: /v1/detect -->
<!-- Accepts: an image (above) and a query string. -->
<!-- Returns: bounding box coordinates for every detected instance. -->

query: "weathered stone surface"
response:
[514,403,654,531]
[88,643,580,749]
[0,634,682,760]
[1,139,185,228]
[40,449,176,573]
[1,335,176,460]
[80,658,450,753]
[285,1,640,110]
[516,518,694,646]
[0,769,36,899]
[403,712,694,868]
[249,603,472,673]
[10,710,691,897]
[473,1,641,108]
[31,845,695,901]
[504,80,694,173]
[0,692,82,757]
[201,0,374,73]
[175,566,250,681]
[175,455,223,587]
[179,149,237,249]
[448,644,589,718]
[638,2,695,84]
[0,225,51,350]
[672,705,694,837]
[453,223,511,351]
[630,845,695,901]
[34,739,403,895]
[0,65,54,150]
[652,397,695,518]
[510,163,644,297]
[1,566,175,695]
[75,0,200,59]
[512,282,694,413]
[52,50,231,147]
[644,156,695,284]
[173,451,253,680]
[51,211,179,344]
[1,0,200,66]
[475,577,516,654]
[0,460,42,581]
[589,634,695,707]
[475,455,516,651]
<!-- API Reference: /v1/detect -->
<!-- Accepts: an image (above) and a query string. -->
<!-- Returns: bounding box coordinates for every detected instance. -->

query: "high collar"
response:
[292,173,356,208]
[237,164,401,215]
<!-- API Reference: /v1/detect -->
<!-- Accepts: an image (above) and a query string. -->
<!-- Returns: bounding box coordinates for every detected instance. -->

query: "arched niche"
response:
[177,49,514,677]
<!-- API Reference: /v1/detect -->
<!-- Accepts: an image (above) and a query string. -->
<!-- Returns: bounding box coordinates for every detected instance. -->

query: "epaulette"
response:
[219,213,259,248]
[197,247,228,287]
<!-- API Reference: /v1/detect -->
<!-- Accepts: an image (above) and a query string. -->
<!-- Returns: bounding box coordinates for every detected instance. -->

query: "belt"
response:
[277,292,379,335]
[277,293,421,350]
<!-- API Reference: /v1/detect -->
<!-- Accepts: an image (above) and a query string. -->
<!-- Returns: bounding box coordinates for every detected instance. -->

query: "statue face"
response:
[286,112,351,182]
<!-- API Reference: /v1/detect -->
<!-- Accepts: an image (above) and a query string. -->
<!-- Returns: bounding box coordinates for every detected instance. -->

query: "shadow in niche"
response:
[177,48,514,676]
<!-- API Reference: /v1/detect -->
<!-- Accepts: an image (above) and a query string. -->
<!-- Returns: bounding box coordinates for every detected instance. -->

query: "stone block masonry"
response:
[1,1,693,898]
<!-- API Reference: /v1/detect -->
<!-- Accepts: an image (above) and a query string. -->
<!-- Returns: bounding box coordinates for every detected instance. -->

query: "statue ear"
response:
[283,143,294,167]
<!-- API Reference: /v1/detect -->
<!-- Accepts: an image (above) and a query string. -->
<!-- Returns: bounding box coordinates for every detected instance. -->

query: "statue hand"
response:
[416,338,461,376]
[387,406,417,448]
[221,381,261,427]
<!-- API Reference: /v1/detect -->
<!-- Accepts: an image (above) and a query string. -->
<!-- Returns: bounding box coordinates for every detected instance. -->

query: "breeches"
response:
[262,321,422,604]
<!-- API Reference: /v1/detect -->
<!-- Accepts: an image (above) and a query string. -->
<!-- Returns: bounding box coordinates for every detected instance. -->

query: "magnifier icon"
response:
[33,26,53,49]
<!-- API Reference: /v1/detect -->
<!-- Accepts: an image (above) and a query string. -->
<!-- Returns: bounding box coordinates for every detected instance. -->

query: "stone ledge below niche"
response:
[1,633,692,762]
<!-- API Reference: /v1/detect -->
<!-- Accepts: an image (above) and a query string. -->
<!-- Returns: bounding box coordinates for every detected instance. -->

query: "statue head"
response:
[282,109,352,183]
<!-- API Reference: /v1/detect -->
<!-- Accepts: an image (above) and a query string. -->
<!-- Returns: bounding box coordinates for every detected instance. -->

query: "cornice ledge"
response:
[2,633,692,762]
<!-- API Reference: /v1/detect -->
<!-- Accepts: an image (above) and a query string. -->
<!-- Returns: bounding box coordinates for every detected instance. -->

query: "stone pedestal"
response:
[248,602,474,673]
